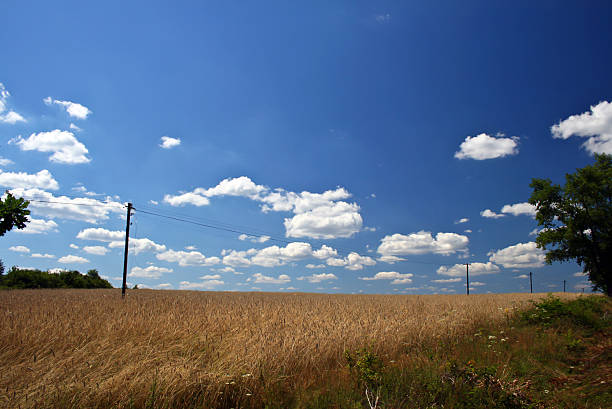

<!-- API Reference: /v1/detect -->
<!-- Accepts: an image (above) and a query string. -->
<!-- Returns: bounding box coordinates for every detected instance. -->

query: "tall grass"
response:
[0,289,578,408]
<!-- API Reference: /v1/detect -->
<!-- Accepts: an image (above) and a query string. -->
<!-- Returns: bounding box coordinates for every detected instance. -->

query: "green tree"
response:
[529,154,612,296]
[0,191,30,236]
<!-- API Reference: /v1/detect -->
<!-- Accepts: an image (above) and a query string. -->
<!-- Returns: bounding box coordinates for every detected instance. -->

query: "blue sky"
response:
[2,1,611,293]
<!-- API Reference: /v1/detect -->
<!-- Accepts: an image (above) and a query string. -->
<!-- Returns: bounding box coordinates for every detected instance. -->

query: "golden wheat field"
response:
[0,289,579,408]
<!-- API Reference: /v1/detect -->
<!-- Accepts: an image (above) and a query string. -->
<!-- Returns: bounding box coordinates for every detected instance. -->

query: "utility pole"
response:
[563,280,566,293]
[529,272,533,294]
[122,202,132,298]
[465,263,470,295]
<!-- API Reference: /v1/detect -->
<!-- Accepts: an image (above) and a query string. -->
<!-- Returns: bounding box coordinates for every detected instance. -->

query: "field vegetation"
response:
[0,290,608,408]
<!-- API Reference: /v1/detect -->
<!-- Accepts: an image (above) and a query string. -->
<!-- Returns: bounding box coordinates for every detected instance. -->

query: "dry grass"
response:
[0,289,579,408]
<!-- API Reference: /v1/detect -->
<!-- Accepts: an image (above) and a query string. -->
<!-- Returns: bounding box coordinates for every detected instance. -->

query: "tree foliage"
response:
[0,267,113,289]
[529,154,612,295]
[0,191,30,236]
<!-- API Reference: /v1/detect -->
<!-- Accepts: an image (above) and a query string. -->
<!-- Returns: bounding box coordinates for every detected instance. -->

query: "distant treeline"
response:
[0,267,113,289]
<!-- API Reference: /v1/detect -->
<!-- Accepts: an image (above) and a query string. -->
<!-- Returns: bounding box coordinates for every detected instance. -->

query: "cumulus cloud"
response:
[297,273,338,283]
[82,246,109,256]
[251,273,291,284]
[58,254,89,264]
[377,231,469,261]
[238,233,270,243]
[44,97,91,119]
[455,218,469,224]
[431,277,462,283]
[156,249,219,267]
[163,192,210,207]
[551,101,612,154]
[0,157,14,167]
[31,253,55,259]
[179,280,224,290]
[109,238,167,255]
[0,169,59,190]
[77,228,124,242]
[130,265,173,279]
[1,111,25,124]
[488,242,545,269]
[573,271,588,277]
[11,130,90,164]
[359,271,413,284]
[454,133,519,160]
[305,263,326,269]
[9,245,30,253]
[0,83,26,124]
[164,177,362,239]
[159,136,181,149]
[437,262,500,277]
[500,202,536,217]
[326,252,376,271]
[221,243,345,269]
[7,189,124,223]
[14,218,58,234]
[480,209,504,219]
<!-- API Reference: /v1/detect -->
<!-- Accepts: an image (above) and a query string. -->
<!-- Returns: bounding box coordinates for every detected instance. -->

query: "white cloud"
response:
[455,218,469,224]
[69,123,82,132]
[1,111,25,124]
[58,254,89,264]
[9,245,30,253]
[470,281,486,287]
[437,262,500,277]
[305,263,326,269]
[488,242,545,269]
[222,249,252,268]
[77,228,124,242]
[156,283,173,289]
[164,177,362,239]
[69,243,79,249]
[359,271,413,284]
[0,83,26,124]
[515,274,529,279]
[179,280,224,290]
[500,202,536,217]
[326,252,376,270]
[156,249,219,267]
[312,244,338,259]
[130,265,173,279]
[238,233,270,243]
[251,273,291,284]
[297,273,338,283]
[7,189,124,223]
[82,246,109,256]
[221,242,342,269]
[163,192,210,207]
[377,231,469,260]
[551,101,612,154]
[431,277,462,283]
[109,238,166,255]
[0,169,59,190]
[284,200,362,239]
[573,271,588,277]
[44,97,91,119]
[0,157,14,167]
[199,274,221,280]
[14,218,58,234]
[12,130,90,164]
[31,253,55,259]
[454,133,519,160]
[480,209,504,219]
[159,136,181,149]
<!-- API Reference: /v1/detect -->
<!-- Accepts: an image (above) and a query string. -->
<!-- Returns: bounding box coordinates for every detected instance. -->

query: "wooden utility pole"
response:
[465,263,470,295]
[563,280,566,293]
[529,272,533,294]
[122,202,132,298]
